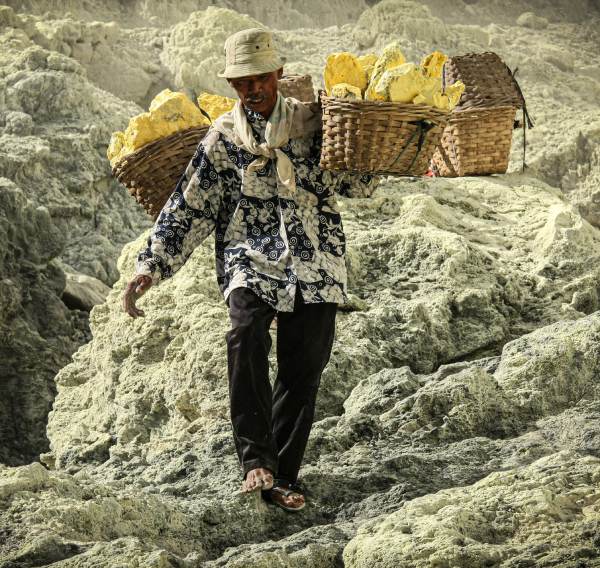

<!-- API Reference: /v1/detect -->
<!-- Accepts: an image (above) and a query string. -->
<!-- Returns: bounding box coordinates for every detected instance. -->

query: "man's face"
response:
[228,68,283,118]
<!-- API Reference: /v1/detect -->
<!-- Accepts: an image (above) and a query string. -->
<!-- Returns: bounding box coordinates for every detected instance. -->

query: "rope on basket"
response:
[386,124,420,171]
[386,121,433,173]
[507,66,535,172]
[406,122,432,174]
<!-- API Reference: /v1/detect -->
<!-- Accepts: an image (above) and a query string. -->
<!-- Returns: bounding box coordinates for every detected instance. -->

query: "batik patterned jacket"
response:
[135,105,379,312]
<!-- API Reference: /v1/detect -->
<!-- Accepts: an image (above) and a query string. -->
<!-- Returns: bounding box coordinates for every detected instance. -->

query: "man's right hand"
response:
[123,274,153,318]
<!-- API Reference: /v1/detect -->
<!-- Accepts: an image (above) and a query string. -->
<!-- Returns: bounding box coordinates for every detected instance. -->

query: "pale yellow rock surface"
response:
[1,1,600,567]
[344,452,600,567]
[160,7,266,98]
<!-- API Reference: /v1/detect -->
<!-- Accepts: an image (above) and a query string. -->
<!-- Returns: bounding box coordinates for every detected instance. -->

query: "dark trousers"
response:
[225,285,337,483]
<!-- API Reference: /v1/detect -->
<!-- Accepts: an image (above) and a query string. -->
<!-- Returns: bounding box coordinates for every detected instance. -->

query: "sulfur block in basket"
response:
[330,83,363,100]
[365,42,407,101]
[107,89,210,166]
[197,92,236,121]
[357,53,379,81]
[420,51,448,78]
[373,63,425,103]
[324,52,368,96]
[413,77,465,110]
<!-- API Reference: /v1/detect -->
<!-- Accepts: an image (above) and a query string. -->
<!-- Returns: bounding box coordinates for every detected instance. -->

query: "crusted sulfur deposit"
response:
[344,452,600,567]
[1,1,600,567]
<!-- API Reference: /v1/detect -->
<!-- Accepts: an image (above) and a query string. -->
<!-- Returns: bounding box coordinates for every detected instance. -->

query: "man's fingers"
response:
[124,296,136,318]
[124,289,144,318]
[123,276,152,317]
[126,306,144,318]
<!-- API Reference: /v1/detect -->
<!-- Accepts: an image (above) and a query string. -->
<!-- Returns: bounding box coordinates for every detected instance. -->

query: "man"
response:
[123,28,378,511]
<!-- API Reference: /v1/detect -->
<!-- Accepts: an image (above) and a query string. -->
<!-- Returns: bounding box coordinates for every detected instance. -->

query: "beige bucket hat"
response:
[218,28,286,79]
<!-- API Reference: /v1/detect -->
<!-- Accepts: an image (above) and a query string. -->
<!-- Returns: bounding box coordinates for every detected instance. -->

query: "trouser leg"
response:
[272,287,337,483]
[225,287,278,478]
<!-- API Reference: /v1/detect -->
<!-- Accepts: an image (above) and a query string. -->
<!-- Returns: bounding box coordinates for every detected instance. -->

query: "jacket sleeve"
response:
[135,142,222,285]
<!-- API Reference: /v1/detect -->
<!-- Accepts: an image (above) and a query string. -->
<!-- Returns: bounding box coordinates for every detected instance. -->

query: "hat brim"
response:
[218,57,286,79]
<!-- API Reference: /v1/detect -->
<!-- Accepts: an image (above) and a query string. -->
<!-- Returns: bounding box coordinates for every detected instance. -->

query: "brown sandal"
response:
[262,481,306,512]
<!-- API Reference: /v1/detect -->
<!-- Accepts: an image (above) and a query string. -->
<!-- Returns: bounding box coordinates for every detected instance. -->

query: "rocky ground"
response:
[1,0,600,566]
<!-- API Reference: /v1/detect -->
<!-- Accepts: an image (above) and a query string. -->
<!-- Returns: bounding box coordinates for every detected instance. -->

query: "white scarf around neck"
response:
[212,93,321,194]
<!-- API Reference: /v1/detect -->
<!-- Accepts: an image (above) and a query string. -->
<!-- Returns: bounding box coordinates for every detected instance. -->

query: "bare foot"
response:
[241,468,274,493]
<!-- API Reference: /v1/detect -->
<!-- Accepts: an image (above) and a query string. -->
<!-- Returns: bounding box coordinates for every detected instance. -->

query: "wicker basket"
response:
[432,106,517,177]
[431,51,533,177]
[319,94,449,176]
[442,52,523,110]
[111,125,209,218]
[278,74,315,102]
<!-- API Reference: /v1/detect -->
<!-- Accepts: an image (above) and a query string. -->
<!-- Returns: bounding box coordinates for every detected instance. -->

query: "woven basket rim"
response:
[111,124,210,173]
[320,94,449,121]
[451,104,517,112]
[280,73,312,80]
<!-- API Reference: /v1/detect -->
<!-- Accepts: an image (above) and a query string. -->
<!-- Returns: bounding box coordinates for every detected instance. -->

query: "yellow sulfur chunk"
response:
[365,42,407,100]
[413,77,465,110]
[357,53,378,81]
[372,62,425,103]
[324,52,368,96]
[144,88,209,132]
[420,50,448,78]
[197,92,236,121]
[445,80,465,109]
[107,89,210,166]
[330,83,363,100]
